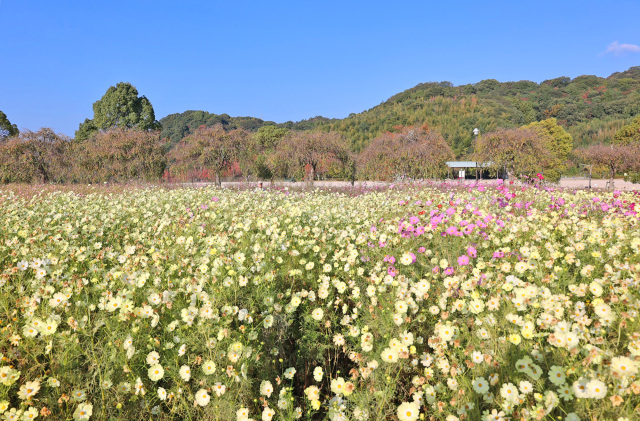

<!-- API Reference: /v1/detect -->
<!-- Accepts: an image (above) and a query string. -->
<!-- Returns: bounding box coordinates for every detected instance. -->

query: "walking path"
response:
[210,178,639,190]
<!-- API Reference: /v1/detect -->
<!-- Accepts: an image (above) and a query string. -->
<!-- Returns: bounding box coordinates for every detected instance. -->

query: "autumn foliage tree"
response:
[0,128,70,183]
[273,131,350,183]
[575,143,640,189]
[72,128,166,183]
[474,127,557,181]
[357,126,453,181]
[169,124,247,186]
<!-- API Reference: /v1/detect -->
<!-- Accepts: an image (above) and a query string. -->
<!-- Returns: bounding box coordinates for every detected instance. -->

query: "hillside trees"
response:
[156,67,640,153]
[76,82,161,141]
[614,114,640,145]
[160,110,273,146]
[357,126,453,181]
[0,111,19,140]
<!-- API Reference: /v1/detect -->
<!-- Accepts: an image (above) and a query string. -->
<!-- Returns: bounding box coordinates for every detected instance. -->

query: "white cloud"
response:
[603,41,640,56]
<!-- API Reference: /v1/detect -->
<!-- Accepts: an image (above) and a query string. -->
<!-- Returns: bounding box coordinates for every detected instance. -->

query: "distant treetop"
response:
[0,110,19,140]
[76,82,161,141]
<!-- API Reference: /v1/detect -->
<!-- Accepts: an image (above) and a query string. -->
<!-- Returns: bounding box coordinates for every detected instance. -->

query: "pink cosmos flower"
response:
[445,226,458,236]
[467,246,477,258]
[457,255,470,266]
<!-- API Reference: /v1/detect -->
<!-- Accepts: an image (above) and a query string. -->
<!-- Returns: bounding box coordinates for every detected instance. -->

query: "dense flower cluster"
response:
[0,182,639,420]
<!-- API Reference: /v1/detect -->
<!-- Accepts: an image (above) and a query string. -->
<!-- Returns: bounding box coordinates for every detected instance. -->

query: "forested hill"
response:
[160,66,640,156]
[159,111,275,149]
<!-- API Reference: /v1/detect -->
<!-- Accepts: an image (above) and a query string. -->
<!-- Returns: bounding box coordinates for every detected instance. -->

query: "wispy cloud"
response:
[602,41,640,56]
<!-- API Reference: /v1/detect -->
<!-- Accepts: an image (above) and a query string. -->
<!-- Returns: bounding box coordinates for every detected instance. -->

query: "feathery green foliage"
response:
[76,82,161,141]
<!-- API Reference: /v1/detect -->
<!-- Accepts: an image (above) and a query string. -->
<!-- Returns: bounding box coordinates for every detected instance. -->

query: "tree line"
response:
[2,77,640,186]
[3,114,638,187]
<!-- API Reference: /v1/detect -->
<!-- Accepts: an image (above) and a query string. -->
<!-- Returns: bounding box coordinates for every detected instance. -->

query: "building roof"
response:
[445,161,492,168]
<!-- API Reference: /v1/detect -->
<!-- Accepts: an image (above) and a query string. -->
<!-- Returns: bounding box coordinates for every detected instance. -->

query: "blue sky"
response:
[1,0,639,137]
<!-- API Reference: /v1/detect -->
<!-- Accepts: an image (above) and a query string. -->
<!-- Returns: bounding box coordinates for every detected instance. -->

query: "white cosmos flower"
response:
[146,351,160,365]
[195,389,210,407]
[262,406,276,421]
[311,308,324,321]
[499,383,519,403]
[73,403,93,420]
[381,347,399,363]
[313,366,323,381]
[397,401,420,421]
[148,364,164,382]
[213,382,226,396]
[260,380,273,397]
[472,377,489,395]
[586,379,607,399]
[610,356,638,378]
[202,360,216,375]
[179,365,191,382]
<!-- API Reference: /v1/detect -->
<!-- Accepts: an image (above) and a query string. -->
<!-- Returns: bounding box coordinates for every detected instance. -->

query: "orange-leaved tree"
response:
[169,124,247,186]
[72,128,166,183]
[357,125,453,181]
[0,128,71,183]
[273,131,350,183]
[575,143,640,189]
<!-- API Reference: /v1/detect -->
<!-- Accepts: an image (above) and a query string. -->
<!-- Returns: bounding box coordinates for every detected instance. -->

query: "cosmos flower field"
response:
[0,182,639,421]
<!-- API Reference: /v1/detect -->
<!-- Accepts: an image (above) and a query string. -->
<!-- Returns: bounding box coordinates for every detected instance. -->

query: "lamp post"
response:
[473,128,479,181]
[579,163,592,189]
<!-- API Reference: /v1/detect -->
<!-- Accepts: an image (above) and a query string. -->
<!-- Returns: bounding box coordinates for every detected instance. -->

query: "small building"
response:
[445,161,495,180]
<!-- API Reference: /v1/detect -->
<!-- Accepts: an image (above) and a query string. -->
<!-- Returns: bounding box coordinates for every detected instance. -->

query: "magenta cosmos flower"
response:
[457,255,470,266]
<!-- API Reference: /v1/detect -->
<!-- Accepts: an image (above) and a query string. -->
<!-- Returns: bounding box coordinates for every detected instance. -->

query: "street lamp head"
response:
[473,128,479,136]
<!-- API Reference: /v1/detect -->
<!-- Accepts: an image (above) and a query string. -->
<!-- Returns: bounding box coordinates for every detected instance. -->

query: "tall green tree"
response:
[0,111,19,140]
[76,82,161,140]
[474,127,556,181]
[523,118,573,182]
[251,125,289,181]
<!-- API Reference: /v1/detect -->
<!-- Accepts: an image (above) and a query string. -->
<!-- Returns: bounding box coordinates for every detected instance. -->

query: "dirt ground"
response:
[216,178,640,190]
